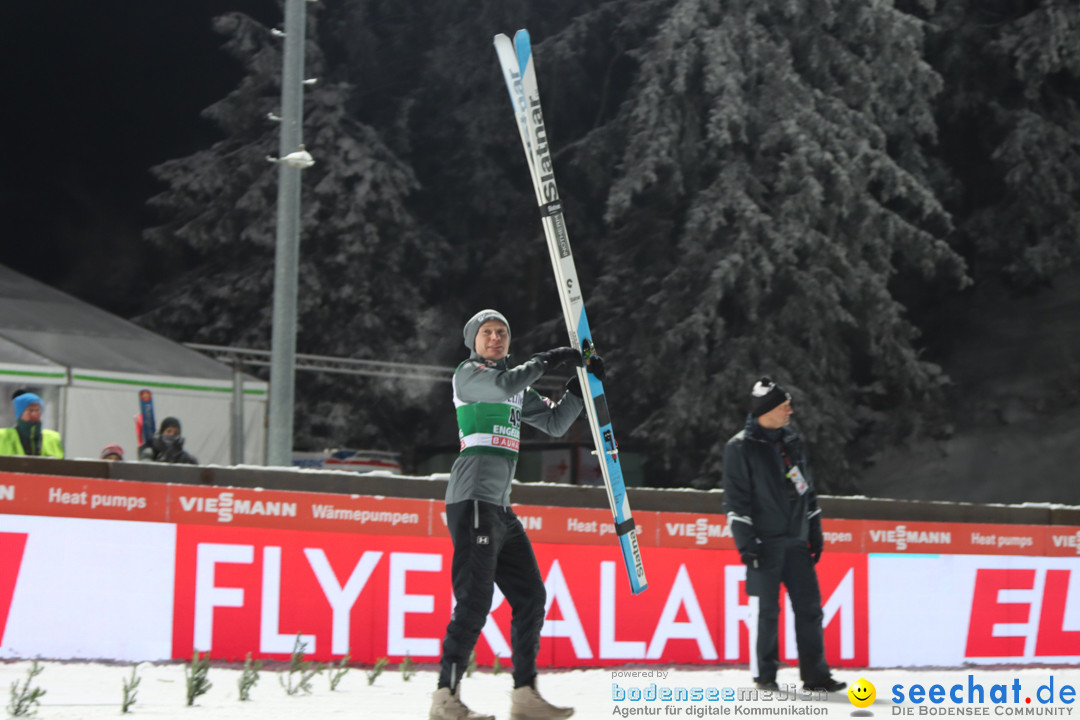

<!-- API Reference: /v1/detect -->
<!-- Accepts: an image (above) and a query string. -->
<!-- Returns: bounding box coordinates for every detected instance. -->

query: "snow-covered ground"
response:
[3,660,1077,719]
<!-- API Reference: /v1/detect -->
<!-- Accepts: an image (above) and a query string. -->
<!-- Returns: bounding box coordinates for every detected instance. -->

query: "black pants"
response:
[438,500,546,692]
[747,539,830,684]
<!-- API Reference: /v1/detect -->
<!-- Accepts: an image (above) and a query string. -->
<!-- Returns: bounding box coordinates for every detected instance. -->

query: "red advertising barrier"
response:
[1047,527,1080,556]
[0,532,27,646]
[166,521,869,667]
[1,470,1078,667]
[860,520,1049,555]
[965,566,1080,658]
[168,484,433,536]
[0,471,168,523]
[654,512,736,550]
[2,471,1077,555]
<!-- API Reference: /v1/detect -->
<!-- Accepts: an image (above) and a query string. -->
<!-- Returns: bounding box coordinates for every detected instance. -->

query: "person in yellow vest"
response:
[0,391,64,458]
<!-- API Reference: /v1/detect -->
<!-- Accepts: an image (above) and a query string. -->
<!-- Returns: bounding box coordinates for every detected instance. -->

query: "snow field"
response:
[2,660,1078,719]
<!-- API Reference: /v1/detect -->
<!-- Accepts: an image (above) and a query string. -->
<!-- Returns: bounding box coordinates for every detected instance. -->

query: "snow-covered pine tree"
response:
[930,0,1080,290]
[338,0,616,337]
[507,0,970,491]
[141,5,452,452]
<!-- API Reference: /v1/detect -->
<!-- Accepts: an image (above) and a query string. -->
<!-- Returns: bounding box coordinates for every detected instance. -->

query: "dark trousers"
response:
[438,500,546,692]
[747,539,830,684]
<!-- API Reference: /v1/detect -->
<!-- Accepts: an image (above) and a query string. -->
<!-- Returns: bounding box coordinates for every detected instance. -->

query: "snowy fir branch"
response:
[120,663,140,714]
[7,661,46,717]
[366,657,388,686]
[400,654,416,682]
[328,651,351,691]
[238,652,263,701]
[280,633,323,695]
[185,651,212,706]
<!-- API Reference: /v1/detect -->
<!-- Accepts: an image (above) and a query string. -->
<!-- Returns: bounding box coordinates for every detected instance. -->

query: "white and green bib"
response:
[454,386,523,458]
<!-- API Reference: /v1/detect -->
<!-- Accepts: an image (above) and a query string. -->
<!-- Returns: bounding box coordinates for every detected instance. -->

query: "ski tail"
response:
[494,28,647,594]
[573,311,647,593]
[138,389,156,446]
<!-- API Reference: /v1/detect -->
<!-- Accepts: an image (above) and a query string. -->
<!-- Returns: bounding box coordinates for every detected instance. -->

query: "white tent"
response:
[0,265,267,464]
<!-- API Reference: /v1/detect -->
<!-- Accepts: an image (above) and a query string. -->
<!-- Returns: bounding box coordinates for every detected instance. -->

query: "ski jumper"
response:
[438,353,583,692]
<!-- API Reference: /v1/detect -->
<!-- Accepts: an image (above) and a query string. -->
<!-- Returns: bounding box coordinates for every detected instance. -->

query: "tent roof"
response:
[0,334,61,368]
[0,264,247,381]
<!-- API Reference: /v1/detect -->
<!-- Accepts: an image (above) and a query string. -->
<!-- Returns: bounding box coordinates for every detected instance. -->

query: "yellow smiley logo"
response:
[848,678,876,709]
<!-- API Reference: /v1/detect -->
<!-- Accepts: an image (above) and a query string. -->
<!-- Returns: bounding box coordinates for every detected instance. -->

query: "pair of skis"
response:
[494,30,648,595]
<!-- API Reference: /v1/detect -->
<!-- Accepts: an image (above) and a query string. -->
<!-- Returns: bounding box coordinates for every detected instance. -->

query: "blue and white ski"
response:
[494,29,647,594]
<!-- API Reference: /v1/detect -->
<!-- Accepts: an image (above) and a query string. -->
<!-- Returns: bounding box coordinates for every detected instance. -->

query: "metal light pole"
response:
[266,0,309,467]
[231,357,245,464]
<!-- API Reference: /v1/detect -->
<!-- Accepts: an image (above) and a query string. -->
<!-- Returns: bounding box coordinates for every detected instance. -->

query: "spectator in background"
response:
[100,443,124,461]
[0,390,64,458]
[139,416,197,464]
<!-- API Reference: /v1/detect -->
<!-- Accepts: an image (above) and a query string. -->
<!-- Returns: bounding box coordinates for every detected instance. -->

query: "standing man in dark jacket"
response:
[723,377,845,694]
[430,309,597,720]
[138,416,198,465]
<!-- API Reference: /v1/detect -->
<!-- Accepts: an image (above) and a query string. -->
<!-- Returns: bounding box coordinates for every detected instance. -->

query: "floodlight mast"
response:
[266,0,310,467]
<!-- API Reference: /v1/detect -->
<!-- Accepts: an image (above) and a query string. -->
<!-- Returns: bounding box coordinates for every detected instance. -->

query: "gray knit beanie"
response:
[463,309,510,352]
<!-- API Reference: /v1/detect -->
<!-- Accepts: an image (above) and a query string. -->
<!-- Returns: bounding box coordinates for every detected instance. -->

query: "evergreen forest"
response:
[138,0,1080,493]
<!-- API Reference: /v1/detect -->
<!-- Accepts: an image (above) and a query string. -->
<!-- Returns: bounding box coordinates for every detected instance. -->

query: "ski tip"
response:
[514,29,533,71]
[493,32,510,45]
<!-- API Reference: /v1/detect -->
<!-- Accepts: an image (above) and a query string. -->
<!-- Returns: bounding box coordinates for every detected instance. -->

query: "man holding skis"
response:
[431,309,601,720]
[723,377,845,695]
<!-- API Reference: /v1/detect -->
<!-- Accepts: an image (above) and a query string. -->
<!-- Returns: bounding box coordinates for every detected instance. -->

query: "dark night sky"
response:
[3,1,275,315]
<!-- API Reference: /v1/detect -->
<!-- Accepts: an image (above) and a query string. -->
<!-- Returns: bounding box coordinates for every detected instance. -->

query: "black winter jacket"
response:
[722,415,821,556]
[139,434,198,465]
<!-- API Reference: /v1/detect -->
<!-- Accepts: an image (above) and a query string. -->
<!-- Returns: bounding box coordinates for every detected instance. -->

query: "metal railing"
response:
[184,343,565,389]
[185,343,455,383]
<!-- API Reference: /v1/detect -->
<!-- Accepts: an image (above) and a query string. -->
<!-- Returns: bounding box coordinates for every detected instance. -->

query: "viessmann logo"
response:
[178,493,297,523]
[438,512,544,531]
[868,524,951,551]
[664,518,731,545]
[1050,531,1080,555]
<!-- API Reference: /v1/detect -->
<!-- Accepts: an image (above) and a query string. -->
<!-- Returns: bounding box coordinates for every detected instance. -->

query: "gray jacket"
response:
[446,353,584,506]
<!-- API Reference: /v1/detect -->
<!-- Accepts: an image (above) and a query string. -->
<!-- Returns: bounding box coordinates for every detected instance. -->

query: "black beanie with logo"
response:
[750,377,791,417]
